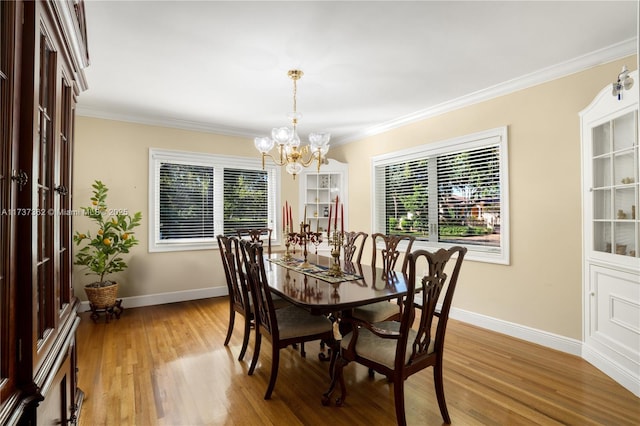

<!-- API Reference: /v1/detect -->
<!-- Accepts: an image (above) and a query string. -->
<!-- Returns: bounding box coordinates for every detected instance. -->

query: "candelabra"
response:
[327,230,344,277]
[287,222,323,268]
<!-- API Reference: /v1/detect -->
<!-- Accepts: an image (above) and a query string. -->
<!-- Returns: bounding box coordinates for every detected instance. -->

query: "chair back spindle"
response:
[237,228,273,255]
[371,233,415,275]
[343,231,368,263]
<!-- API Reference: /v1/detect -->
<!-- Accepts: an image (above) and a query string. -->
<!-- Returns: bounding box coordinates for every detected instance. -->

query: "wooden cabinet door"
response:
[0,0,20,412]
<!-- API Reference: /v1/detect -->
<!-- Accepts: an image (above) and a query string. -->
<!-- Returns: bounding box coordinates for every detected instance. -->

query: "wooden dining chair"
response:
[217,235,252,361]
[342,231,368,263]
[324,246,467,425]
[239,240,334,400]
[350,233,415,323]
[236,228,272,255]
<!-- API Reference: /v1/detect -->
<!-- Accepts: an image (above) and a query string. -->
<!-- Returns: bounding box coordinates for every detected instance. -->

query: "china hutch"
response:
[580,68,639,397]
[0,0,89,424]
[298,159,348,253]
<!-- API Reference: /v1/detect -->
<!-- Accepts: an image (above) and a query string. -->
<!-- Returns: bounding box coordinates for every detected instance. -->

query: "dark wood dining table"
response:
[264,252,409,316]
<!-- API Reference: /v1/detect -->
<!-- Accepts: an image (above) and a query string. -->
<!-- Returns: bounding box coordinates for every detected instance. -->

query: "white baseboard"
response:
[78,286,229,312]
[451,308,639,397]
[582,344,640,398]
[449,307,583,356]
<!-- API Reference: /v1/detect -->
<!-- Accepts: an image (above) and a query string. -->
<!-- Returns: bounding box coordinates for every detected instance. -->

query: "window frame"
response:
[371,126,510,265]
[149,148,281,252]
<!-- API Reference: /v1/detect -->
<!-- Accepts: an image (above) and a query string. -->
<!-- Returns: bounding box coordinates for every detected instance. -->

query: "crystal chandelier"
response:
[254,69,330,179]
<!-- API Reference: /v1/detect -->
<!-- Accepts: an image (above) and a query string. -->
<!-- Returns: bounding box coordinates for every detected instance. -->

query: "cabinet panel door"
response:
[0,0,19,407]
[587,265,640,375]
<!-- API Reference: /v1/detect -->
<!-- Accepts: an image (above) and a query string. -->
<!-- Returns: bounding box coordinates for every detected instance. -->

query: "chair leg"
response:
[248,331,261,376]
[264,347,280,400]
[238,314,251,361]
[393,378,407,426]
[224,307,235,346]
[322,354,348,406]
[434,360,451,424]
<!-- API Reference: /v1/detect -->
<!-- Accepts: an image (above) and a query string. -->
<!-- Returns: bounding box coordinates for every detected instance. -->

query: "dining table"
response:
[264,251,409,317]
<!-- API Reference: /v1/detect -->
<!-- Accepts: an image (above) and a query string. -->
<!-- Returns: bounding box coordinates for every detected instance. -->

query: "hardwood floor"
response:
[76,297,639,425]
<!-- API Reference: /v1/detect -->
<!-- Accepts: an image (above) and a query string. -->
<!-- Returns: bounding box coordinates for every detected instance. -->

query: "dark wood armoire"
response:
[1,1,89,424]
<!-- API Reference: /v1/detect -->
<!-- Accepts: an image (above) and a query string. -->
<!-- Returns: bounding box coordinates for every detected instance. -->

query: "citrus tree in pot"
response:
[73,180,142,312]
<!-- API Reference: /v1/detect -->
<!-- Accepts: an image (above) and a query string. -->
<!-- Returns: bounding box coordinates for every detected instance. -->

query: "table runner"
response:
[268,257,363,284]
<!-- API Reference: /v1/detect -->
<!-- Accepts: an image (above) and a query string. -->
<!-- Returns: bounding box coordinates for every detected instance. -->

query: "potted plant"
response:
[73,180,142,311]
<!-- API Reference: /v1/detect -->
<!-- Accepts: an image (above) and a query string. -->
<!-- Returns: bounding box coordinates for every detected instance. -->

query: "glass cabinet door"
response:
[591,110,638,258]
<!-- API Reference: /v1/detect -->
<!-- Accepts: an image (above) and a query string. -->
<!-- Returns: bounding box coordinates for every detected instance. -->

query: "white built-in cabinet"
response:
[580,69,639,397]
[299,159,348,253]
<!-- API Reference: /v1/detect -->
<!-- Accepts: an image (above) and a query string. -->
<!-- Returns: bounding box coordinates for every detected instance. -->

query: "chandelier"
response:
[254,69,330,179]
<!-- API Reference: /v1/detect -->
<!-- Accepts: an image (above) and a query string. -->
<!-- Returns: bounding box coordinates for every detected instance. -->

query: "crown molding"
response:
[335,38,638,145]
[75,106,255,139]
[76,38,637,145]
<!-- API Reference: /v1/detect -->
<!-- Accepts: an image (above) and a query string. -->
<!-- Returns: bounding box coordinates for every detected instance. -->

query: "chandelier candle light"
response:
[254,69,331,179]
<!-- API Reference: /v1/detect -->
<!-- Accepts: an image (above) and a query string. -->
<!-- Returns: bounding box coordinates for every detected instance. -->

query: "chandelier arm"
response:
[298,152,319,167]
[262,151,288,167]
[298,153,323,172]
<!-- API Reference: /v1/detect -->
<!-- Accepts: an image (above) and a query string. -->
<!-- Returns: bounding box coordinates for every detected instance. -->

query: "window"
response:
[372,127,509,264]
[149,149,280,252]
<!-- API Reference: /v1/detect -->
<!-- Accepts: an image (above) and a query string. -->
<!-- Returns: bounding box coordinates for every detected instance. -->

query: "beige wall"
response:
[74,56,636,340]
[328,56,637,340]
[72,120,298,299]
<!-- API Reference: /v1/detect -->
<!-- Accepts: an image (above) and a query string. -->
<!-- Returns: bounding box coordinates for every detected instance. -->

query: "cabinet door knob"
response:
[10,170,28,190]
[55,185,69,196]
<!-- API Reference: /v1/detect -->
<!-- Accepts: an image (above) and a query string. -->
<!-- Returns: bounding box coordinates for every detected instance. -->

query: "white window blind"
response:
[222,168,269,236]
[149,149,280,252]
[437,145,501,247]
[159,162,214,241]
[372,127,509,264]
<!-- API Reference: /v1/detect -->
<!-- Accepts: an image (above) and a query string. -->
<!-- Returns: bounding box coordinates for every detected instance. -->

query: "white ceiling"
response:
[77,1,638,145]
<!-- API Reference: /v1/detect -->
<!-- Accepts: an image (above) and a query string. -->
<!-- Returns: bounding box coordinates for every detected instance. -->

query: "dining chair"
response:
[350,233,415,323]
[239,240,334,400]
[217,235,253,361]
[342,231,368,263]
[324,246,467,425]
[236,228,272,255]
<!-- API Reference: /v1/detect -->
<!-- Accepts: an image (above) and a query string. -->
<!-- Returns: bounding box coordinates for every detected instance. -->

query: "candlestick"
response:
[289,205,293,233]
[327,204,332,235]
[341,203,344,233]
[285,204,287,232]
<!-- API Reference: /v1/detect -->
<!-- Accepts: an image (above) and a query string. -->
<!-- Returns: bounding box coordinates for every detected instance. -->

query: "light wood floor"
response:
[76,297,639,425]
